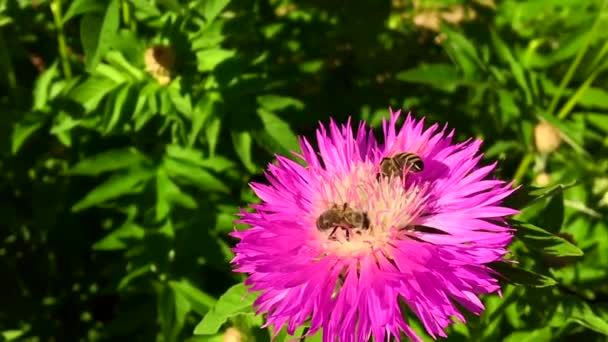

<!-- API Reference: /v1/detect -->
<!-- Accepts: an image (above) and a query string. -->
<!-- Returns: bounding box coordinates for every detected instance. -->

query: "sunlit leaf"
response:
[72,166,155,211]
[396,63,461,93]
[169,280,217,316]
[80,0,121,71]
[194,283,258,335]
[70,147,148,175]
[63,0,105,23]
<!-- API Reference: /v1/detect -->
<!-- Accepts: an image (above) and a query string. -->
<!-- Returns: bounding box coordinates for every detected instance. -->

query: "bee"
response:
[378,152,424,178]
[316,203,370,239]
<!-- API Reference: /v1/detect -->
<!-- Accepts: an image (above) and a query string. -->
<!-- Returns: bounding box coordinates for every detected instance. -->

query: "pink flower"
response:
[231,109,517,341]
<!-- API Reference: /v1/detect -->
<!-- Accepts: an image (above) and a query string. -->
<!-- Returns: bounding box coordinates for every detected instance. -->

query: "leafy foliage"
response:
[1,0,608,340]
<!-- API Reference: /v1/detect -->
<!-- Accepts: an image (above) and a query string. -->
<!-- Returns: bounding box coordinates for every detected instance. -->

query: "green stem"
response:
[50,0,72,78]
[0,30,18,104]
[556,66,602,120]
[547,0,608,115]
[513,152,534,186]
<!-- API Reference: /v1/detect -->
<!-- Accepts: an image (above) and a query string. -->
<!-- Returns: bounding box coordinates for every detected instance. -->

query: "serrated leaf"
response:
[163,157,229,193]
[72,167,155,211]
[194,283,258,335]
[514,221,583,257]
[166,145,235,172]
[196,48,235,71]
[551,297,608,335]
[197,0,231,24]
[492,262,557,287]
[254,109,300,155]
[104,83,132,133]
[68,76,119,112]
[80,0,120,71]
[70,148,148,176]
[169,280,217,316]
[396,63,461,93]
[92,222,145,251]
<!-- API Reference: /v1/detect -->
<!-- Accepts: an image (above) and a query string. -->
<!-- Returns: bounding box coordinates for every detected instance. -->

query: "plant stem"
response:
[50,0,72,78]
[513,152,534,186]
[547,0,608,115]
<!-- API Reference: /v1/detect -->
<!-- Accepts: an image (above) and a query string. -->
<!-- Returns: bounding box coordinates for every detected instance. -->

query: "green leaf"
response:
[104,83,133,133]
[63,0,105,23]
[158,282,191,342]
[72,167,155,211]
[205,112,222,157]
[514,221,583,257]
[169,280,217,316]
[578,87,608,110]
[92,222,145,251]
[68,76,119,112]
[503,327,552,342]
[70,147,148,176]
[584,112,608,133]
[492,262,557,287]
[254,109,300,155]
[231,130,256,173]
[11,120,43,155]
[196,48,235,71]
[32,62,60,110]
[517,188,564,233]
[550,297,608,335]
[194,283,258,335]
[1,328,28,341]
[396,63,461,93]
[105,50,145,81]
[490,30,532,105]
[442,26,484,80]
[166,145,236,172]
[156,169,198,220]
[257,95,304,111]
[80,0,121,71]
[197,0,231,24]
[163,157,230,193]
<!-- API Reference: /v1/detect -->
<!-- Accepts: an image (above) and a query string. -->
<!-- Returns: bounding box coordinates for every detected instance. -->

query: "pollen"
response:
[313,162,430,257]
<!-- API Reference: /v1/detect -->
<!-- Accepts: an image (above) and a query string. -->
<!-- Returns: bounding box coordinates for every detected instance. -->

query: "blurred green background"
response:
[2,0,608,341]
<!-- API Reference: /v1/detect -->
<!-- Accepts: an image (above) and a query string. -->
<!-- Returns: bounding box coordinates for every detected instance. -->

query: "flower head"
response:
[231,109,517,341]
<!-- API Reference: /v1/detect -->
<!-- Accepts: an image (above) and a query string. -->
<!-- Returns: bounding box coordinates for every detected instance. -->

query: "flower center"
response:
[312,163,429,257]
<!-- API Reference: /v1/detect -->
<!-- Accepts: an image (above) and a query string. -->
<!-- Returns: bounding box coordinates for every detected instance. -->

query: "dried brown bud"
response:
[144,45,176,85]
[534,121,562,154]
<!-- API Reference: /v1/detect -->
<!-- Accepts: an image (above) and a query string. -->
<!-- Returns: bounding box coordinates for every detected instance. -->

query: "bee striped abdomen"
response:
[378,152,424,178]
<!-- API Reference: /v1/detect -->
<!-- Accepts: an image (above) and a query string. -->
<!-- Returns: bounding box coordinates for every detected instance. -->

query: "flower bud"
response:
[534,172,551,187]
[144,45,176,85]
[534,121,562,154]
[222,327,244,342]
